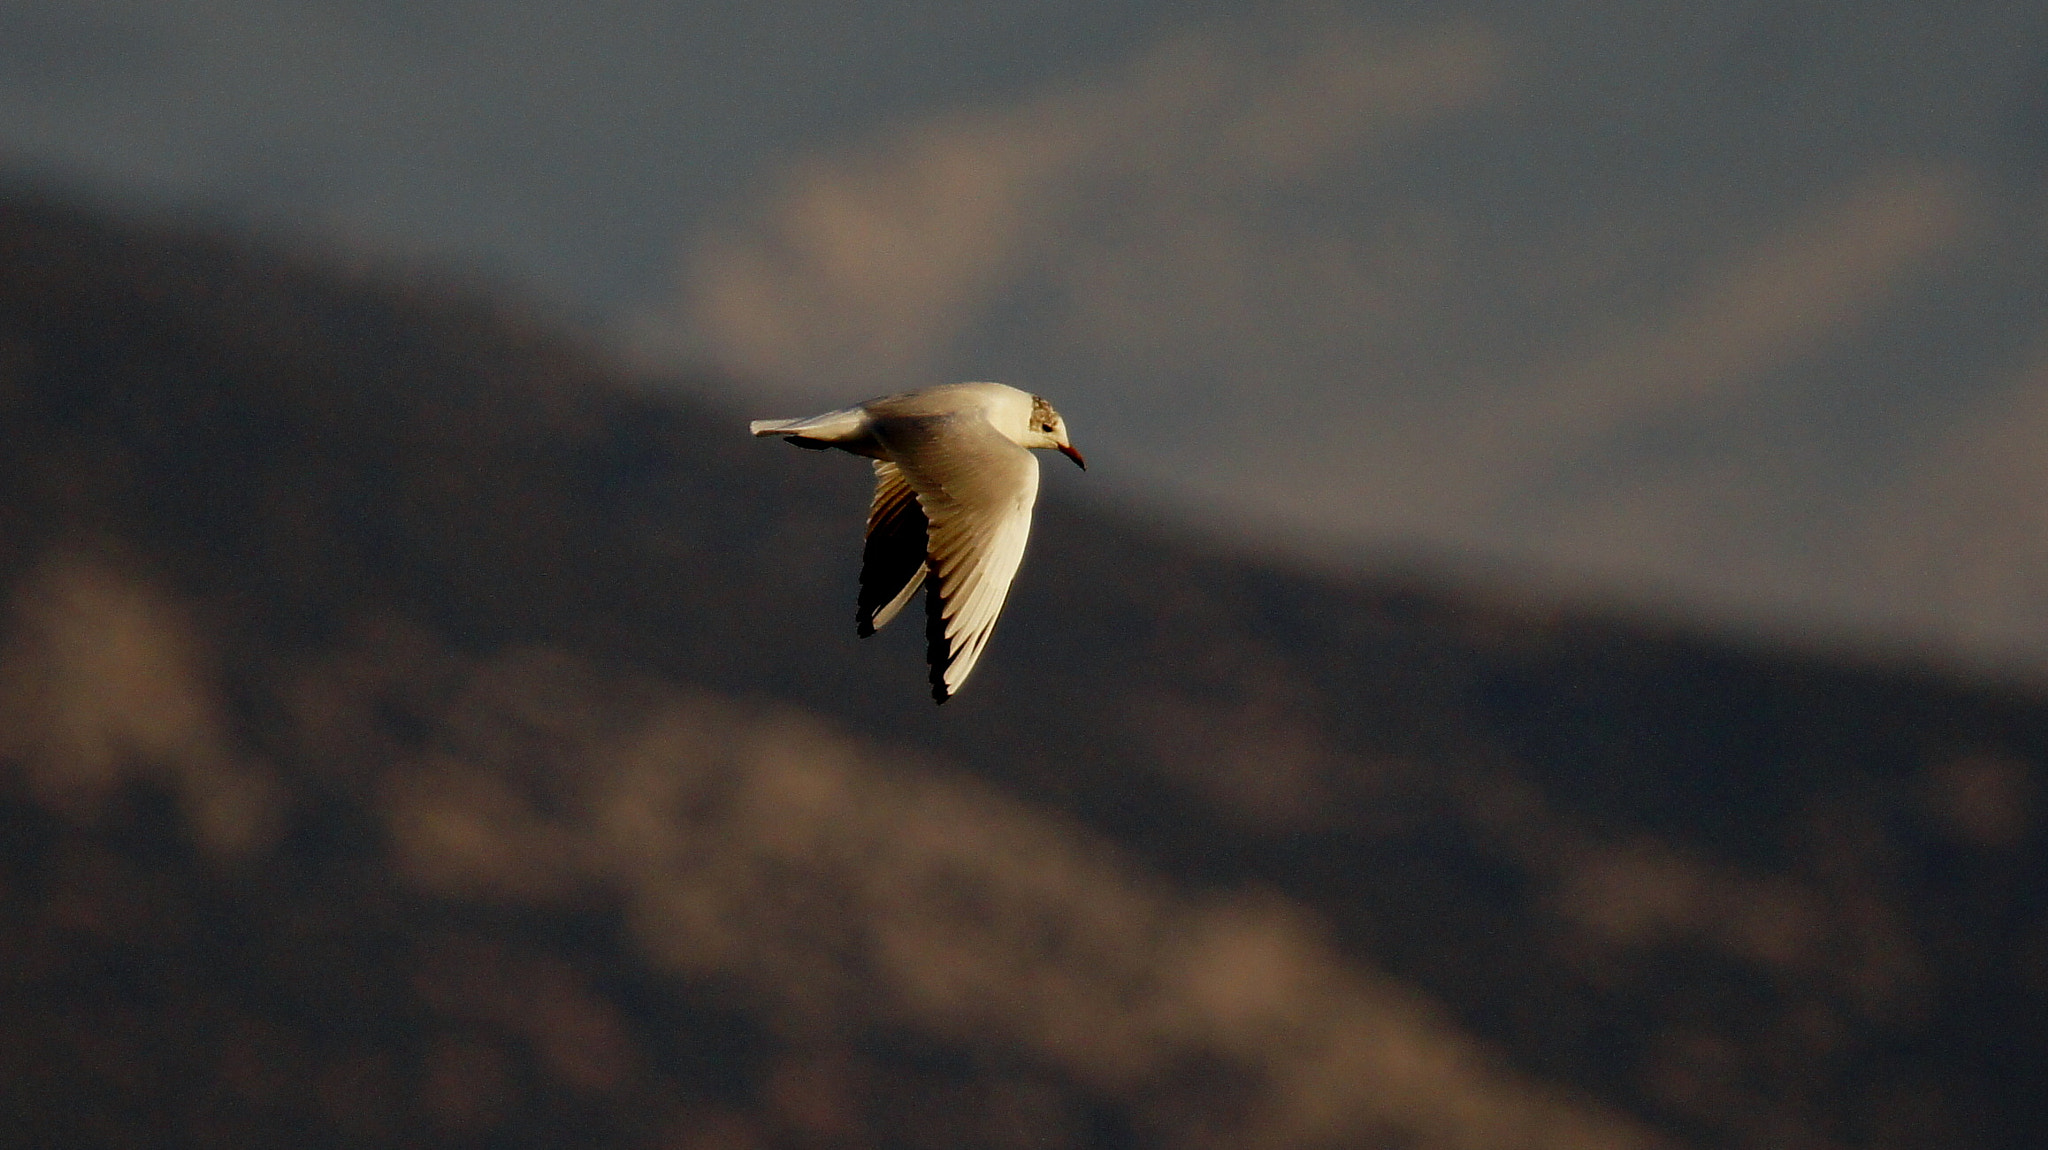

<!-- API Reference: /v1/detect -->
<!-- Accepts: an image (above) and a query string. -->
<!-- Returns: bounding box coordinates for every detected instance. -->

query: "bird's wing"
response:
[858,460,928,636]
[876,414,1040,702]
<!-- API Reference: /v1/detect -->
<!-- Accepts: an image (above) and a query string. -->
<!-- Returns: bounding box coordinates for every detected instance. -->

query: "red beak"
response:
[1058,443,1087,470]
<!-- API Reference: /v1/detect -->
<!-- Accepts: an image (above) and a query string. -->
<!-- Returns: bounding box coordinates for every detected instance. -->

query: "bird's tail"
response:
[750,407,866,441]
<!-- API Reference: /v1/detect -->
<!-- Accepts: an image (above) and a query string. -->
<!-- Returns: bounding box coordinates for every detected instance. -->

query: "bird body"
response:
[751,383,1084,702]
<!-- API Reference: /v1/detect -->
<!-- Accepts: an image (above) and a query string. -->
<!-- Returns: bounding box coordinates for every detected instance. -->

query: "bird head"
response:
[1027,395,1086,469]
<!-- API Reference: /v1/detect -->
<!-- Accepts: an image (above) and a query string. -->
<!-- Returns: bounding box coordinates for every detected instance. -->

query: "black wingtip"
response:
[856,617,876,639]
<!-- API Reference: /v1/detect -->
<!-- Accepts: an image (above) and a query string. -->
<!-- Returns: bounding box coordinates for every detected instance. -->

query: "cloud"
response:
[651,16,1506,394]
[1854,340,2048,664]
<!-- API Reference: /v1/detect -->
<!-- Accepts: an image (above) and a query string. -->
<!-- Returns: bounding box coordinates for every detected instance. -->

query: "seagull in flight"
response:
[752,382,1086,703]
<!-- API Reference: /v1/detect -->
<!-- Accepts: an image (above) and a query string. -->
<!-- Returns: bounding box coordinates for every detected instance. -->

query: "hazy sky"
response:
[6,0,2048,672]
[0,0,1226,307]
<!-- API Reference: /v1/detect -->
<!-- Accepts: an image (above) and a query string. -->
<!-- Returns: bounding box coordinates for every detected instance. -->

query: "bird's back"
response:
[863,382,1027,425]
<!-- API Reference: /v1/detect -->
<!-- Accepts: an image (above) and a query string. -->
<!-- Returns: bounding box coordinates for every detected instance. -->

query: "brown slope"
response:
[0,189,2044,1149]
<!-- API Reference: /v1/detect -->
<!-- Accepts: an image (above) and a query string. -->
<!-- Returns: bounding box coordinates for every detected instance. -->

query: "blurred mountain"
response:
[3,190,2046,1149]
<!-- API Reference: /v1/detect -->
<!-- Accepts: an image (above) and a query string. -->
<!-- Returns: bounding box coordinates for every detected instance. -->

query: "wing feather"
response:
[874,415,1040,703]
[857,460,929,636]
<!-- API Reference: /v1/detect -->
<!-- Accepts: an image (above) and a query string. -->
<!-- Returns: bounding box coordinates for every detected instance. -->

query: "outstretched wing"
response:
[857,460,928,636]
[875,415,1040,703]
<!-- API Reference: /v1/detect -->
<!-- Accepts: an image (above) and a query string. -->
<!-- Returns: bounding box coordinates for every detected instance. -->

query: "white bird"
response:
[751,382,1086,703]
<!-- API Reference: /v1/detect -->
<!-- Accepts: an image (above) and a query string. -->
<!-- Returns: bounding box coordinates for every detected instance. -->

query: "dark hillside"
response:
[1,190,2043,1148]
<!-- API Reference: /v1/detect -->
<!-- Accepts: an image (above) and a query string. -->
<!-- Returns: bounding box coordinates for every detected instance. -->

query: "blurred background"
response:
[2,2,2046,1148]
[10,0,2048,668]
